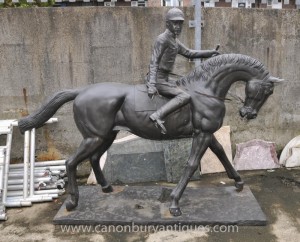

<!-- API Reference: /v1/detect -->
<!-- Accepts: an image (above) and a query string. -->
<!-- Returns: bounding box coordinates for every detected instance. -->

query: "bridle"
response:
[245,81,272,108]
[194,90,232,101]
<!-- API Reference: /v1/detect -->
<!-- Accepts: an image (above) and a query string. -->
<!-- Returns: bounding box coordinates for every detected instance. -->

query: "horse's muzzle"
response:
[239,107,257,120]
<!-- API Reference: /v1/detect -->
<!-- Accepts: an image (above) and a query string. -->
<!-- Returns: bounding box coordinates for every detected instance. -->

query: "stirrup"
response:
[150,115,167,134]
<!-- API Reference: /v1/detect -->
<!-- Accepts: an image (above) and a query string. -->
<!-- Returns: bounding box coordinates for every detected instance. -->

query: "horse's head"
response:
[239,76,284,120]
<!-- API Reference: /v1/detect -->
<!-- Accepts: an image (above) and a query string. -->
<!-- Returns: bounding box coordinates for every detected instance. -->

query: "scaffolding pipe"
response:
[8,171,50,178]
[10,165,66,171]
[6,192,58,200]
[35,189,63,195]
[6,195,56,203]
[34,160,66,167]
[9,160,66,169]
[195,0,202,67]
[2,125,13,205]
[1,118,64,217]
[9,167,65,173]
[4,201,32,207]
[0,149,5,220]
[7,177,51,185]
[0,148,5,190]
[7,189,61,197]
[11,118,58,128]
[7,183,58,191]
[30,128,36,197]
[23,131,30,199]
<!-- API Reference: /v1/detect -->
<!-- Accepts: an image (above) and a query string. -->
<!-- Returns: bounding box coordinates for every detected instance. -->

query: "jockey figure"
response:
[147,8,219,134]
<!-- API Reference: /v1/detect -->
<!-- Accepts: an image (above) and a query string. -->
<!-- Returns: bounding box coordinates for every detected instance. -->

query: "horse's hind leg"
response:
[209,135,244,191]
[89,132,118,193]
[65,137,103,211]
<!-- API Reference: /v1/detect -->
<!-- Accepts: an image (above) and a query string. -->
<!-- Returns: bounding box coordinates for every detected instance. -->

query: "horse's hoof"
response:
[102,185,113,193]
[235,181,244,192]
[169,207,182,217]
[65,200,77,211]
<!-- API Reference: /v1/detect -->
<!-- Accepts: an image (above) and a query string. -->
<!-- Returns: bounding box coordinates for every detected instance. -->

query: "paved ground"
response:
[0,168,300,242]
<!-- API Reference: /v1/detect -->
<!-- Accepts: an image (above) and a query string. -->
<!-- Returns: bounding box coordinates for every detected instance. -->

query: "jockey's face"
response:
[166,20,183,37]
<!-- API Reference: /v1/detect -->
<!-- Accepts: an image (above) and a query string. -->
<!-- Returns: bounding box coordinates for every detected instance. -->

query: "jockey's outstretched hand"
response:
[211,44,220,57]
[148,85,158,99]
[211,50,220,57]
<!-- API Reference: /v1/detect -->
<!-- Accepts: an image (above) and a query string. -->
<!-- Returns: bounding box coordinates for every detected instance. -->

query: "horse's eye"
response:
[264,88,273,95]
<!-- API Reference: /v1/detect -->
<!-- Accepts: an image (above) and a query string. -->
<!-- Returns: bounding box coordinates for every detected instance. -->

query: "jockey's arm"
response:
[148,38,166,96]
[177,41,219,59]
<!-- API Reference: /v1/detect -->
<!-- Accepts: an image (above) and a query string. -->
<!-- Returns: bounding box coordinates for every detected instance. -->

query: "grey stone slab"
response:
[233,139,280,171]
[107,137,164,155]
[104,152,167,184]
[103,126,233,184]
[163,138,201,182]
[105,136,200,184]
[53,185,266,226]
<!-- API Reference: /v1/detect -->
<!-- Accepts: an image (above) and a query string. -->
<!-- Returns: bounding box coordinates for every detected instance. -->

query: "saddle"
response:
[134,85,169,112]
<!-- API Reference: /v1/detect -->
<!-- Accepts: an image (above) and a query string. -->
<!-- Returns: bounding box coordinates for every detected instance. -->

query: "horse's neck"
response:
[202,67,256,98]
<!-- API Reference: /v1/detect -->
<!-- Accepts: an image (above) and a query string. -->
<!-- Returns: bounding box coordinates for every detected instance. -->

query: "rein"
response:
[194,90,232,101]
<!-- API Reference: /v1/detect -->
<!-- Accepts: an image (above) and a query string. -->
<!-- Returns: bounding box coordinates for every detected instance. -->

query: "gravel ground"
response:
[1,168,300,242]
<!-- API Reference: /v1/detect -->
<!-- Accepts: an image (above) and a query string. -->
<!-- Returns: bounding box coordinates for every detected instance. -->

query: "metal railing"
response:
[0,118,66,221]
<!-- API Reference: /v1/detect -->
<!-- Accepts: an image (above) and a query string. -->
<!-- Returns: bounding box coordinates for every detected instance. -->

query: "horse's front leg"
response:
[169,132,212,216]
[209,135,244,191]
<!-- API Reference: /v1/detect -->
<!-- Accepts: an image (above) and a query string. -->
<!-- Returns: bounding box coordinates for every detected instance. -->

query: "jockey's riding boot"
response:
[150,94,190,134]
[150,113,167,134]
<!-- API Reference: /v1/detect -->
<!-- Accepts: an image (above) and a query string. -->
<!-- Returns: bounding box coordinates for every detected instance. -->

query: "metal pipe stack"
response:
[0,118,66,220]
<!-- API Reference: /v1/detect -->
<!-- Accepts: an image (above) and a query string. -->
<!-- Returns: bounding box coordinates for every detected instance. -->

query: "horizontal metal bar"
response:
[8,171,49,178]
[7,177,51,185]
[35,189,64,195]
[7,183,59,191]
[7,187,62,197]
[34,160,66,167]
[5,195,58,201]
[9,117,58,127]
[4,201,32,207]
[10,165,66,171]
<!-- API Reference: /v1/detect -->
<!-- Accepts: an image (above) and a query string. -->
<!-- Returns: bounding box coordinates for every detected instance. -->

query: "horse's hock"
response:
[102,126,233,184]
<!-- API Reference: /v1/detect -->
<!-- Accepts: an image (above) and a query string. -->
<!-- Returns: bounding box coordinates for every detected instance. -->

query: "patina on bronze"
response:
[18,53,283,216]
[147,8,219,134]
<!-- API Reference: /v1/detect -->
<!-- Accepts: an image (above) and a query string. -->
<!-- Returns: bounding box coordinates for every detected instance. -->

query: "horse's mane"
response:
[176,54,270,86]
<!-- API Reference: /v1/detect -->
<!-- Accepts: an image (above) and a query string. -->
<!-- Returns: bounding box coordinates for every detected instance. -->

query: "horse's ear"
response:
[269,76,285,85]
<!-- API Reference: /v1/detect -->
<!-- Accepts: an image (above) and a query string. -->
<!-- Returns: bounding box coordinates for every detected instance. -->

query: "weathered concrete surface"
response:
[1,168,300,241]
[0,7,195,161]
[202,8,300,154]
[0,7,300,162]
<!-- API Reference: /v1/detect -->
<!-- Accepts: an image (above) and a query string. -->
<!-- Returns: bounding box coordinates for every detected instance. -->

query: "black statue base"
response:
[53,185,266,226]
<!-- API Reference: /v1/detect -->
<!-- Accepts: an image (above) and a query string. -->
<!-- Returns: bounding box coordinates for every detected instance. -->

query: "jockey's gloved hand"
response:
[211,50,220,57]
[147,85,158,99]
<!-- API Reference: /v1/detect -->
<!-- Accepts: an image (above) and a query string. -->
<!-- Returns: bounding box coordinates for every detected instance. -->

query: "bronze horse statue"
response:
[18,54,283,216]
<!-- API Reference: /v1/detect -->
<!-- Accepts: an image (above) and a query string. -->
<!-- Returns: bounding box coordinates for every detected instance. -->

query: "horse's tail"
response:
[18,89,81,134]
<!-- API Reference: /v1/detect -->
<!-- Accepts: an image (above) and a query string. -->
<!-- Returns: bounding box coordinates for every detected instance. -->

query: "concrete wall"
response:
[0,7,299,161]
[202,8,300,154]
